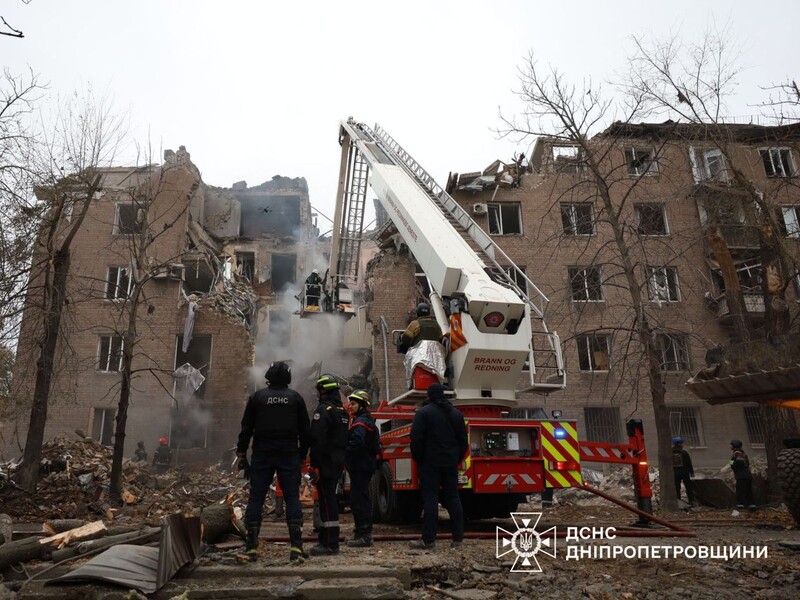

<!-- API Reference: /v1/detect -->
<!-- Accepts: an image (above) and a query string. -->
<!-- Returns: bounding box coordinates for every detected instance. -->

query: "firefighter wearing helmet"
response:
[308,374,349,555]
[236,361,311,561]
[152,437,172,473]
[398,302,443,354]
[730,439,755,509]
[671,437,694,506]
[345,389,380,548]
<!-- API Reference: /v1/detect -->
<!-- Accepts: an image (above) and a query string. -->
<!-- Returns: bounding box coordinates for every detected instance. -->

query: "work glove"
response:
[308,467,321,486]
[236,452,250,479]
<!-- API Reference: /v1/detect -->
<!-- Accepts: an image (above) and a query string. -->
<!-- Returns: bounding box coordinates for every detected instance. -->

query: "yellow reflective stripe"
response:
[541,436,567,463]
[568,470,583,484]
[558,436,580,463]
[563,422,578,440]
[543,421,580,463]
[549,470,570,487]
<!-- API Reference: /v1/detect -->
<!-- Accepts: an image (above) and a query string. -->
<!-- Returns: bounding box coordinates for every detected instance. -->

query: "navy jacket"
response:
[310,394,349,478]
[237,385,311,459]
[410,397,468,468]
[346,410,379,473]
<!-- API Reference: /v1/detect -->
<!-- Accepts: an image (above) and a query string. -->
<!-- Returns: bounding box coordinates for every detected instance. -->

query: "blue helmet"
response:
[672,437,684,444]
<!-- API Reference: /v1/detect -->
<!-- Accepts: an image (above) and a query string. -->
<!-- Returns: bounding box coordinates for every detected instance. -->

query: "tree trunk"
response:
[707,226,750,343]
[109,326,136,498]
[759,224,790,340]
[760,404,799,497]
[16,249,71,493]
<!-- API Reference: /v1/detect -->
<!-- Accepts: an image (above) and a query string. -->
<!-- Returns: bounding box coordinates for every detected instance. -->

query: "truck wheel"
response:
[778,447,800,525]
[371,462,401,524]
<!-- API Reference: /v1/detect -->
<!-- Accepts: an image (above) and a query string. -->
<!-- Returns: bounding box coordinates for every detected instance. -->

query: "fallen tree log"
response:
[40,520,106,550]
[50,527,160,562]
[0,520,107,570]
[200,503,239,543]
[42,519,89,535]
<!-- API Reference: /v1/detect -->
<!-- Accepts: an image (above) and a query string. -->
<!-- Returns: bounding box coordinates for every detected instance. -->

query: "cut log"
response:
[0,537,50,570]
[42,519,89,535]
[39,520,106,550]
[200,503,237,543]
[50,527,160,562]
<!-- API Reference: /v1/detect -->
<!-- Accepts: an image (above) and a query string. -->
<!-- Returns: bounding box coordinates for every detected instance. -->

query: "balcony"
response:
[714,292,765,322]
[715,224,760,249]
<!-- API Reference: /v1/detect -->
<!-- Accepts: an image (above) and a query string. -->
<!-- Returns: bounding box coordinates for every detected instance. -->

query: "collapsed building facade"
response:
[365,122,800,468]
[2,147,336,460]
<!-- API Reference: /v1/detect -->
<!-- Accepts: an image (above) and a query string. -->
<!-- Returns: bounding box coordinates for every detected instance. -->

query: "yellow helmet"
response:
[316,373,340,392]
[348,389,371,407]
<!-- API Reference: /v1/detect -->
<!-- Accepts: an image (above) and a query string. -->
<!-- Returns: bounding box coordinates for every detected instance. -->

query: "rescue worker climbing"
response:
[730,439,755,510]
[308,373,349,556]
[305,269,323,308]
[345,389,380,548]
[671,437,694,506]
[236,361,311,561]
[399,302,442,353]
[152,437,172,473]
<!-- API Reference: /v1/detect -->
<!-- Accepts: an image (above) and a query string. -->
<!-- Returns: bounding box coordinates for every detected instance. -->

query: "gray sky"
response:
[4,1,798,226]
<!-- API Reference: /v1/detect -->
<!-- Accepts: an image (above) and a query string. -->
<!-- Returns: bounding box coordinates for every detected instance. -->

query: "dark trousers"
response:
[735,478,754,507]
[349,469,373,537]
[674,470,693,503]
[316,475,341,549]
[245,453,301,524]
[419,464,464,544]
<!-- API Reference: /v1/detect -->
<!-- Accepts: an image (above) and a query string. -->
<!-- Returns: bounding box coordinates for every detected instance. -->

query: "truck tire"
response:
[778,447,800,525]
[370,463,422,524]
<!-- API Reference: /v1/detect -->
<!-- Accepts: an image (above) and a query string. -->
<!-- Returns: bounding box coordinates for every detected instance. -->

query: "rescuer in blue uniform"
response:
[236,361,311,561]
[409,383,468,549]
[308,374,350,555]
[345,389,380,548]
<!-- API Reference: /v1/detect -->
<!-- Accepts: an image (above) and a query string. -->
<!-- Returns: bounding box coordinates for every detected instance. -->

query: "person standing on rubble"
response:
[236,361,311,561]
[134,441,147,462]
[672,437,694,506]
[345,389,380,548]
[308,374,349,556]
[152,437,172,473]
[409,383,467,550]
[730,439,756,510]
[398,302,442,353]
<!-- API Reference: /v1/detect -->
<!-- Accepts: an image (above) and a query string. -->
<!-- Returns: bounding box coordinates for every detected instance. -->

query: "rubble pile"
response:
[1,434,248,524]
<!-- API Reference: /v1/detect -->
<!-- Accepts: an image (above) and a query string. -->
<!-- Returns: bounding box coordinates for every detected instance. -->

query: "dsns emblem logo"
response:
[496,512,557,572]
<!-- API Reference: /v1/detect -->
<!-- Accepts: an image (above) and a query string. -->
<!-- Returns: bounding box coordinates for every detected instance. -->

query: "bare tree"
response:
[14,91,125,492]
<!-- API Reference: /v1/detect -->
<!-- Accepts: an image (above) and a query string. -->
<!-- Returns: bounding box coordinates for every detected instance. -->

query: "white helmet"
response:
[312,269,319,274]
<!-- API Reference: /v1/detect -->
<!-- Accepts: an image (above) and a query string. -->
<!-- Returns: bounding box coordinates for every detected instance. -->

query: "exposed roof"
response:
[686,364,800,405]
[597,120,800,143]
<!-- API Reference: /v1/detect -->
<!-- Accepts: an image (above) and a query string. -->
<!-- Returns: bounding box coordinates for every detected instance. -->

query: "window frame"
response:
[487,202,523,236]
[113,203,144,235]
[97,335,125,372]
[647,266,681,303]
[779,205,800,238]
[569,266,604,302]
[669,406,704,447]
[105,266,132,300]
[690,146,729,183]
[743,406,766,447]
[576,333,611,372]
[635,203,669,236]
[656,333,690,372]
[760,147,797,178]
[560,202,595,236]
[584,407,622,443]
[625,146,658,177]
[91,407,115,446]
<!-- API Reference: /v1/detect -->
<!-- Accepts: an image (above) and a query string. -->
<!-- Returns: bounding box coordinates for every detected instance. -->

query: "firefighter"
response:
[308,373,349,556]
[133,441,147,462]
[672,437,694,505]
[305,269,323,308]
[152,437,172,473]
[409,383,467,550]
[236,361,311,561]
[730,439,756,510]
[398,303,442,353]
[345,389,379,548]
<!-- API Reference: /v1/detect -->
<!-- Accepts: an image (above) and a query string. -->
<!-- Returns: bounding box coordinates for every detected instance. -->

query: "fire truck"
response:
[322,118,652,522]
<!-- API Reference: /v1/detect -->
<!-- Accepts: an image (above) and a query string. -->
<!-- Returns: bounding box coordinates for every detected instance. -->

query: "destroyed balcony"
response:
[708,224,760,249]
[713,291,765,323]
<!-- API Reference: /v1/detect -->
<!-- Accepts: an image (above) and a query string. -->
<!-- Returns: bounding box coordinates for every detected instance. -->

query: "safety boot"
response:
[244,521,261,562]
[347,533,373,548]
[288,521,309,561]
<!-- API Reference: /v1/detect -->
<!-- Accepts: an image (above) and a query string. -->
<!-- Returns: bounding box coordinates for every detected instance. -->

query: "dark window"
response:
[760,148,796,178]
[105,267,131,300]
[98,335,124,372]
[584,407,622,443]
[743,406,766,446]
[569,266,603,301]
[576,333,610,371]
[236,252,255,282]
[669,407,703,447]
[91,407,115,446]
[690,147,728,182]
[115,204,143,235]
[271,253,296,292]
[635,204,668,235]
[561,203,595,235]
[553,146,581,173]
[656,334,690,371]
[172,335,212,449]
[647,266,680,302]
[488,203,522,235]
[625,147,658,176]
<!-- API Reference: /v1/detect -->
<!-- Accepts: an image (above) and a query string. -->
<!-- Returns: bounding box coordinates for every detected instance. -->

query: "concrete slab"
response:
[296,577,405,600]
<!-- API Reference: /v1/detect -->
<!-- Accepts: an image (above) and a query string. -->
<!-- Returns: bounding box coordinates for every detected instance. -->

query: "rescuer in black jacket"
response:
[345,389,379,548]
[671,437,694,505]
[399,303,443,353]
[409,383,468,549]
[308,373,350,556]
[236,361,311,561]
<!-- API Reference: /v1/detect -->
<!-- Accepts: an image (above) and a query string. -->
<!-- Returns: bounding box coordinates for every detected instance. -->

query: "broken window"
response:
[760,147,797,178]
[560,203,595,236]
[778,206,800,238]
[105,266,131,300]
[98,335,124,372]
[656,334,690,372]
[576,333,610,371]
[690,147,728,183]
[487,203,522,235]
[171,335,211,449]
[647,266,680,302]
[114,203,144,235]
[552,145,581,173]
[271,253,296,293]
[635,203,668,236]
[182,258,213,294]
[625,146,658,176]
[236,251,255,282]
[569,266,604,302]
[669,406,703,447]
[584,407,622,443]
[91,407,115,446]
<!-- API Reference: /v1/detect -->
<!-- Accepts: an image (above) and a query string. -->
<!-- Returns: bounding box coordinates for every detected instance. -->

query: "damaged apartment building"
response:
[365,122,800,468]
[4,146,328,460]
